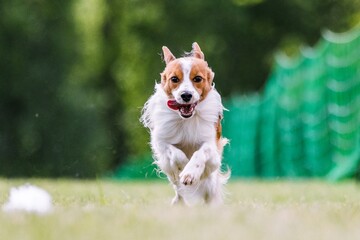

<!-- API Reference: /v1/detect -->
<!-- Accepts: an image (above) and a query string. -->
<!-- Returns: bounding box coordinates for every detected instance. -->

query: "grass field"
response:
[1,179,360,240]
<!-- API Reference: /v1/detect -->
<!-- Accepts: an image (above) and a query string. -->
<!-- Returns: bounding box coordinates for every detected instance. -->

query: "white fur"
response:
[172,59,200,104]
[141,81,228,206]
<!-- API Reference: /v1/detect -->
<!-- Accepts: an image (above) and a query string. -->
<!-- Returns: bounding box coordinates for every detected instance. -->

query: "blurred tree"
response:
[121,0,360,157]
[0,0,359,176]
[139,0,360,95]
[72,0,128,171]
[0,0,111,177]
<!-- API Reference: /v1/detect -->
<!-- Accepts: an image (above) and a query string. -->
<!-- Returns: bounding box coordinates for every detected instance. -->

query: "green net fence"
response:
[223,27,360,180]
[114,27,360,180]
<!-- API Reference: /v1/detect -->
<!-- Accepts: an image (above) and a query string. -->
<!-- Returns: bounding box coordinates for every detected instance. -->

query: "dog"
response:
[141,42,229,206]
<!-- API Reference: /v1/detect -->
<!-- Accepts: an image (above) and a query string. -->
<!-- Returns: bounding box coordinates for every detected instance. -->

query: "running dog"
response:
[141,42,229,206]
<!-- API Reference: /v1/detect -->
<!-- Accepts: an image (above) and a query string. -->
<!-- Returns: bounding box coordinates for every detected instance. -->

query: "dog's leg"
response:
[179,142,220,186]
[167,145,189,175]
[171,184,184,205]
[203,173,224,206]
[153,142,189,184]
[153,143,188,204]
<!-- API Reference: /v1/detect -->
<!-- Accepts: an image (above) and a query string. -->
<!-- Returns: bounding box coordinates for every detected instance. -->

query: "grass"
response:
[1,179,360,240]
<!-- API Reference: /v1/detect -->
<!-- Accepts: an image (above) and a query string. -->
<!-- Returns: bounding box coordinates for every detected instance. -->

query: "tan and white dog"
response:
[141,42,229,206]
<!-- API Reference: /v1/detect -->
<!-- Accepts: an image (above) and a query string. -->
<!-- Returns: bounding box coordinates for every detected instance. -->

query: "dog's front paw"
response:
[179,162,204,186]
[180,173,196,185]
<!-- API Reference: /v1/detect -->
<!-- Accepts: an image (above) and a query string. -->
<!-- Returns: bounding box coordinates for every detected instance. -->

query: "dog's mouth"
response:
[167,100,197,118]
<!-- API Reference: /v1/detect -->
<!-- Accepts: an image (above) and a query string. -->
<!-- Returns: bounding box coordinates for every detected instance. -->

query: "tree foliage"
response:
[0,0,359,177]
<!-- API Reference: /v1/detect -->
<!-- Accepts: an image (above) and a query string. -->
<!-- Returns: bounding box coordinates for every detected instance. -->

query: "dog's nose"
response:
[181,92,192,102]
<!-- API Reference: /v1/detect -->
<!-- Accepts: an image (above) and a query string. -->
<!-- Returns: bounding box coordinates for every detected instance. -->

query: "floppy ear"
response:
[192,42,205,60]
[162,46,176,64]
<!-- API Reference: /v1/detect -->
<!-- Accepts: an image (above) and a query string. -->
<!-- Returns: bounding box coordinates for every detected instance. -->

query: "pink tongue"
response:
[167,100,181,110]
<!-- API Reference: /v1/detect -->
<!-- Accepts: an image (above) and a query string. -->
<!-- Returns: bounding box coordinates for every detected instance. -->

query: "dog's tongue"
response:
[167,100,181,110]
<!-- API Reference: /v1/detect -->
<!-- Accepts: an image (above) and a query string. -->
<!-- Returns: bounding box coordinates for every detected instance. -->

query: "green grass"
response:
[1,179,360,240]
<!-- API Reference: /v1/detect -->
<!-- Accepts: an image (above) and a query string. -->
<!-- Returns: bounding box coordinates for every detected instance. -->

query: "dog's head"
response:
[160,42,215,119]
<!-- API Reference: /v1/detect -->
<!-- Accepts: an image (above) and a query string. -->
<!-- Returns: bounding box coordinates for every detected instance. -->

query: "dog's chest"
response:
[159,115,215,147]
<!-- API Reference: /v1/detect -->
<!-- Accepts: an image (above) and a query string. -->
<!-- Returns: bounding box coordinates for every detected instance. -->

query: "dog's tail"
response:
[218,137,231,185]
[217,137,229,155]
[219,165,231,185]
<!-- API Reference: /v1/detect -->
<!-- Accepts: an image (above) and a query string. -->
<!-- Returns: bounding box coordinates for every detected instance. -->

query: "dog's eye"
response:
[193,76,203,83]
[170,76,179,83]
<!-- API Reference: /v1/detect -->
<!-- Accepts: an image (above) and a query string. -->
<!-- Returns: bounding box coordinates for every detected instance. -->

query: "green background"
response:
[1,0,359,179]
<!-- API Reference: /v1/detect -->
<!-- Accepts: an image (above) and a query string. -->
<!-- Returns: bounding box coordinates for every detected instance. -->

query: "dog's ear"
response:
[207,68,215,87]
[162,46,176,65]
[208,69,215,81]
[192,42,205,60]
